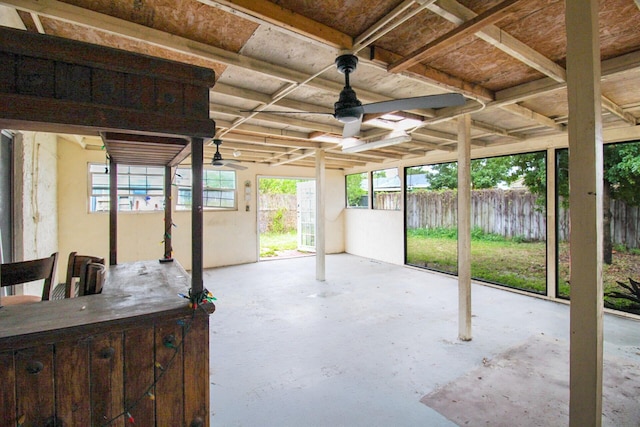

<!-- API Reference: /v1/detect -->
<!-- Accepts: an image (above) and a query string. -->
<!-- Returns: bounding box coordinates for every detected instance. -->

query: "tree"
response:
[346,173,367,207]
[417,157,521,190]
[259,178,300,194]
[512,143,640,264]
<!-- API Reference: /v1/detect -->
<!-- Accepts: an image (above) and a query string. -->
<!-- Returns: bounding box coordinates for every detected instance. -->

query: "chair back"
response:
[1,252,59,301]
[63,252,105,298]
[78,261,106,296]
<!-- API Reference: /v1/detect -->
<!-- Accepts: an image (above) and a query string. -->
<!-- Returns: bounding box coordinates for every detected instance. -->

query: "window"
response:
[372,167,400,210]
[175,168,237,210]
[345,172,369,208]
[89,164,164,212]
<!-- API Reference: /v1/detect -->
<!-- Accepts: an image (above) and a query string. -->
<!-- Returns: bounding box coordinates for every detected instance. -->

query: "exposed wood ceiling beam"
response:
[471,119,525,140]
[213,83,333,114]
[216,131,324,149]
[30,11,45,33]
[370,46,494,101]
[270,149,316,167]
[600,95,637,125]
[428,0,567,82]
[352,0,436,52]
[429,0,633,127]
[196,0,353,50]
[501,103,565,132]
[388,0,527,73]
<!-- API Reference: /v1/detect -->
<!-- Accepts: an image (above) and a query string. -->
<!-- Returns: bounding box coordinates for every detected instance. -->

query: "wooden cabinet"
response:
[0,261,213,427]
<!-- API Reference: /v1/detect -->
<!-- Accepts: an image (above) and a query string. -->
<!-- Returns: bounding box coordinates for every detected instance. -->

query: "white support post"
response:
[566,1,604,426]
[457,114,472,341]
[315,148,326,281]
[546,148,557,299]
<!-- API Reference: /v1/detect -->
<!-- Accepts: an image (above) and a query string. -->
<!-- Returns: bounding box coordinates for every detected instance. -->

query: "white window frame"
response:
[88,163,165,213]
[175,168,237,211]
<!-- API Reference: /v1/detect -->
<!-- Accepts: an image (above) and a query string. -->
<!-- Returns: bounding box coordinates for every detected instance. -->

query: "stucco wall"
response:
[56,138,345,273]
[344,208,404,265]
[13,132,59,295]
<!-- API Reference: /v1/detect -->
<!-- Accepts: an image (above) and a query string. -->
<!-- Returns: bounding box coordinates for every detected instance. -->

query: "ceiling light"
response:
[341,132,412,153]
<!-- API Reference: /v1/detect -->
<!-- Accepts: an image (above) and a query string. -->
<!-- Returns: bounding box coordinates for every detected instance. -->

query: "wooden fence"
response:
[401,189,639,248]
[259,191,640,248]
[258,193,297,233]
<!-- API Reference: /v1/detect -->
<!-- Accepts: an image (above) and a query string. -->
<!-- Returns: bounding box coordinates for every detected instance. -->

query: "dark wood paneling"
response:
[0,26,215,86]
[155,320,184,426]
[184,83,210,119]
[0,92,216,139]
[15,345,55,426]
[0,262,214,427]
[126,74,156,111]
[124,326,156,427]
[0,52,16,93]
[91,332,125,427]
[55,62,92,102]
[183,314,210,427]
[156,79,185,116]
[17,56,55,97]
[93,68,126,108]
[55,339,92,426]
[0,26,216,151]
[0,351,16,426]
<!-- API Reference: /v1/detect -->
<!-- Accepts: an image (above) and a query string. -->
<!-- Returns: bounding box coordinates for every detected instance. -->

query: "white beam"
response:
[566,1,604,426]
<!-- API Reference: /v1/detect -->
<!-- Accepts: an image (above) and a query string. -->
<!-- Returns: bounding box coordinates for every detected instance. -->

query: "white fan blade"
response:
[342,117,363,138]
[224,161,247,170]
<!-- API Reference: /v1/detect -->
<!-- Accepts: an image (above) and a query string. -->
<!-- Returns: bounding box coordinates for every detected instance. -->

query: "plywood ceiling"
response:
[3,0,640,170]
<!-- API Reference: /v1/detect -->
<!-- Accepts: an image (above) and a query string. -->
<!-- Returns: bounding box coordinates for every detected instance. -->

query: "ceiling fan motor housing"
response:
[334,54,363,123]
[335,88,363,123]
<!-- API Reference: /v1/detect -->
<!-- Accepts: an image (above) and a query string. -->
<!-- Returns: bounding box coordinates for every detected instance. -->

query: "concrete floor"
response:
[206,254,640,427]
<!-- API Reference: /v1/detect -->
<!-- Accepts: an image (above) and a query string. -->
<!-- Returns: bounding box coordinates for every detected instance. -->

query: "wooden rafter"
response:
[428,0,567,82]
[196,0,352,49]
[429,0,635,128]
[370,46,494,101]
[388,0,528,73]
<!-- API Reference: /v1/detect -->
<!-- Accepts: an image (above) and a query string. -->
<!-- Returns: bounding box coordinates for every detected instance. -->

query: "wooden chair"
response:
[78,261,106,296]
[1,252,59,302]
[56,252,105,298]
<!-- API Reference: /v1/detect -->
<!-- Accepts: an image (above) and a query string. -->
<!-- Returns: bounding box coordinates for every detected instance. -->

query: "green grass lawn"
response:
[259,231,297,257]
[407,229,546,293]
[407,228,640,313]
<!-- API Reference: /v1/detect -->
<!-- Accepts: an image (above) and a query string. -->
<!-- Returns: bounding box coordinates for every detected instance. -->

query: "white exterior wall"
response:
[344,208,404,265]
[56,138,345,273]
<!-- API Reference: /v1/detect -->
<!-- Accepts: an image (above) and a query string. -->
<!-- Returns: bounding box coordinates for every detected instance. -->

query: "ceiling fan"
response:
[211,139,247,170]
[249,53,466,138]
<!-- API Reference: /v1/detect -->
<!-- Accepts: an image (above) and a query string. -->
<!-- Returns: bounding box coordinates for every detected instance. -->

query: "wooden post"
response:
[162,165,174,262]
[191,137,204,294]
[566,1,604,425]
[546,148,557,299]
[457,114,472,341]
[109,159,117,266]
[315,149,326,281]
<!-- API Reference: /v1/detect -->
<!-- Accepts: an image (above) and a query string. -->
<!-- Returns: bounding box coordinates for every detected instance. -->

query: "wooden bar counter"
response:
[0,260,214,427]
